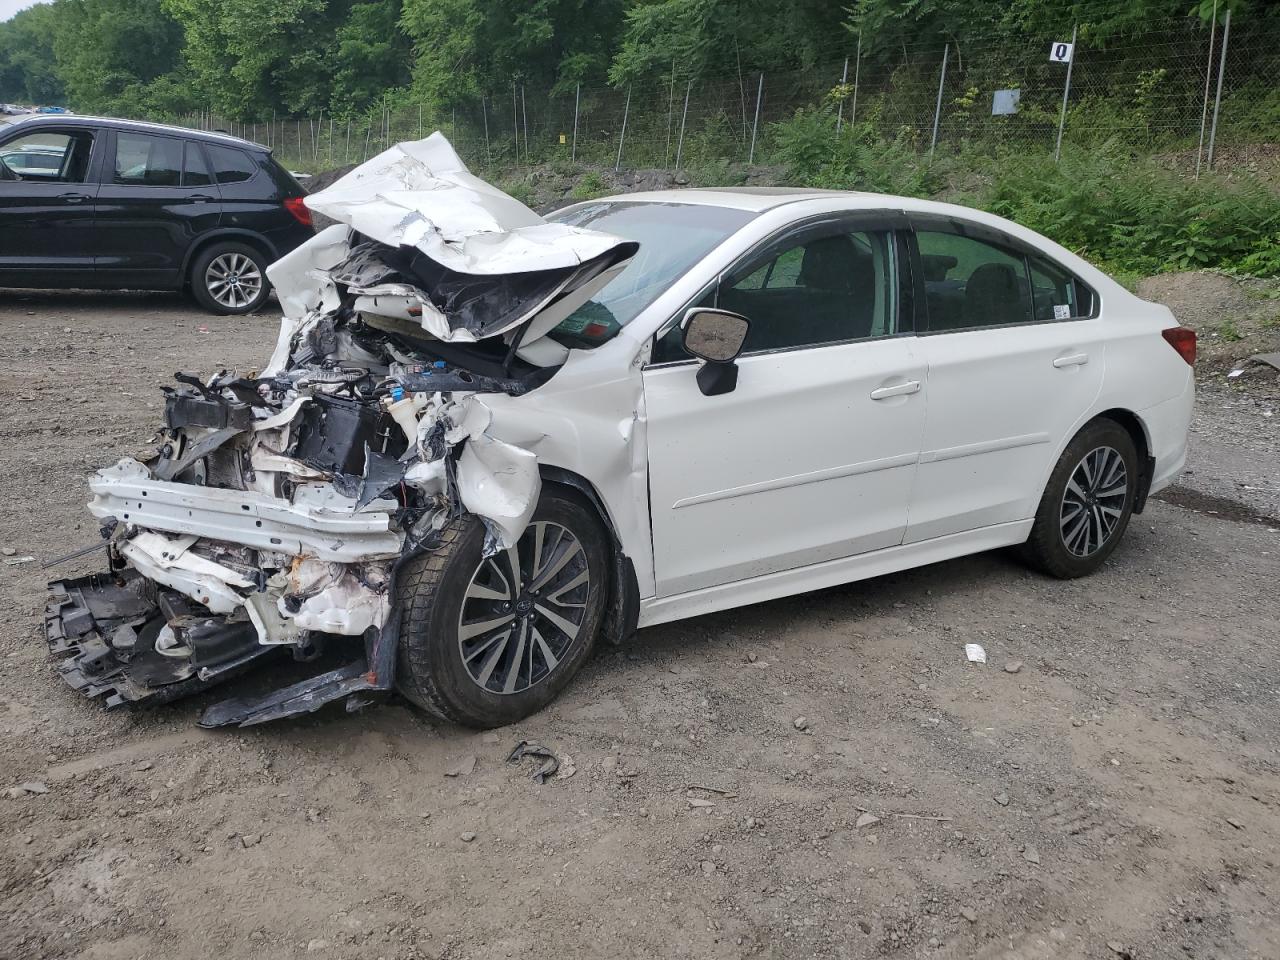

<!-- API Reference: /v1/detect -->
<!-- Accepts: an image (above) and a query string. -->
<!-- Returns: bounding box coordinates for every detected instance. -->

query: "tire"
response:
[395,488,609,728]
[1019,418,1138,579]
[189,241,271,315]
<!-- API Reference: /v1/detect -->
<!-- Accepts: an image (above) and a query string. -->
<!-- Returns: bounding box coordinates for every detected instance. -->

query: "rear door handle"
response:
[870,380,921,401]
[59,192,89,204]
[1053,353,1089,368]
[189,194,214,203]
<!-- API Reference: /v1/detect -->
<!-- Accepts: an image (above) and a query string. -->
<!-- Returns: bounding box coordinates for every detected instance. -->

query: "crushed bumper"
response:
[44,571,276,709]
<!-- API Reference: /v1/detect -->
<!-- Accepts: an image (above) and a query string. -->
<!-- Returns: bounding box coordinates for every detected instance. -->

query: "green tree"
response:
[52,0,190,116]
[331,0,413,112]
[0,3,66,105]
[400,0,625,105]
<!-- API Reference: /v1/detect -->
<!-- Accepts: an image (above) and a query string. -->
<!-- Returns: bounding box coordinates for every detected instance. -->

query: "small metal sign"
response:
[992,89,1021,115]
[1049,41,1074,63]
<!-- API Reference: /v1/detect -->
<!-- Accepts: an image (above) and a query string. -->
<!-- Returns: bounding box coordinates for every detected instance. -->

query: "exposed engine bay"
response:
[44,133,637,727]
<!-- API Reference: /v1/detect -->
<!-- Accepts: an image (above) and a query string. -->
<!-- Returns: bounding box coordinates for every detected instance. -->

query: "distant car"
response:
[0,114,314,313]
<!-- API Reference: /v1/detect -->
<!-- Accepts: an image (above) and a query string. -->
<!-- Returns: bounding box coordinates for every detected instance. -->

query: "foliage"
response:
[979,149,1280,276]
[0,4,65,105]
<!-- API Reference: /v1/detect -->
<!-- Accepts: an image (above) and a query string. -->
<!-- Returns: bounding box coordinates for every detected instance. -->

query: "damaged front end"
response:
[45,133,635,727]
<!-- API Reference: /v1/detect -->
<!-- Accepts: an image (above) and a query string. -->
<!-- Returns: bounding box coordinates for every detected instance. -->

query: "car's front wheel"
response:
[395,487,609,728]
[189,241,271,315]
[1019,418,1138,578]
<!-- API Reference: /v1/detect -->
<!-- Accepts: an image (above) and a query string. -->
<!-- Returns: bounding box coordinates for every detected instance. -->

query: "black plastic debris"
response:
[506,740,560,784]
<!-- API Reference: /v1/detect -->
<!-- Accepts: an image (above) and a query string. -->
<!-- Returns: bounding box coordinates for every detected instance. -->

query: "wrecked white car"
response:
[45,133,1194,728]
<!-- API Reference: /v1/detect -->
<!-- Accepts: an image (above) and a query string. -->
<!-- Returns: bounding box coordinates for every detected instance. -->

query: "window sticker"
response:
[1053,304,1071,320]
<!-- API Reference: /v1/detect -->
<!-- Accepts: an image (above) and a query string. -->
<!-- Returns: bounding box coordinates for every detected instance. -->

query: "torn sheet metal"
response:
[49,131,632,723]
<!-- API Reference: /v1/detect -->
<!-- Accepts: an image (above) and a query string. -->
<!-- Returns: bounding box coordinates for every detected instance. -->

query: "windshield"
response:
[546,201,753,347]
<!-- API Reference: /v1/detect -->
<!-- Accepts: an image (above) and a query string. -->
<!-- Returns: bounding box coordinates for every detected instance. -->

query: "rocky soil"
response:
[1,274,1278,960]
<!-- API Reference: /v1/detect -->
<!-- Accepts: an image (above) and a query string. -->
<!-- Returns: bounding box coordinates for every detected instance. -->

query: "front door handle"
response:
[1053,353,1089,368]
[870,380,921,401]
[59,192,89,204]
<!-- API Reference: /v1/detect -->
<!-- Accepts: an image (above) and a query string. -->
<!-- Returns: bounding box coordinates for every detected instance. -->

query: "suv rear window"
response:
[206,144,257,184]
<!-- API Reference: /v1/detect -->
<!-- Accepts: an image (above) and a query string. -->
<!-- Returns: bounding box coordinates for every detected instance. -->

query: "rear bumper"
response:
[1141,373,1195,496]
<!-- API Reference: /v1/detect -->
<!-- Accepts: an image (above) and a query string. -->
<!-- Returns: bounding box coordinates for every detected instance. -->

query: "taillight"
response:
[1161,326,1196,366]
[283,196,312,226]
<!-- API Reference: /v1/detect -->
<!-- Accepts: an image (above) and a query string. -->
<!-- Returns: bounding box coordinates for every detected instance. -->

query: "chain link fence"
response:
[179,13,1279,179]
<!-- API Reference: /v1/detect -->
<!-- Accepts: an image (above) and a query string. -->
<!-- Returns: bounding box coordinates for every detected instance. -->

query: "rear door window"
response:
[183,142,214,187]
[915,229,1033,331]
[113,132,183,186]
[205,144,258,184]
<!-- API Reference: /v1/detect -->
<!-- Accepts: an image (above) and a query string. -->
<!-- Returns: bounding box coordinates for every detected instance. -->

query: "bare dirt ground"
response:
[2,281,1279,960]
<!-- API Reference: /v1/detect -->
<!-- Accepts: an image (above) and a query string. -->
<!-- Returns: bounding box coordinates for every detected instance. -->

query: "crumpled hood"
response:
[273,132,638,346]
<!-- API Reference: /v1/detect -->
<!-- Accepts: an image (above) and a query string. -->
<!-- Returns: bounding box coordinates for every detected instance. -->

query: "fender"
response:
[180,228,281,279]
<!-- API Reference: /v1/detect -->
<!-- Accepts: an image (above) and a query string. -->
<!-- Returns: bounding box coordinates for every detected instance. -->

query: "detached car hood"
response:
[43,133,637,726]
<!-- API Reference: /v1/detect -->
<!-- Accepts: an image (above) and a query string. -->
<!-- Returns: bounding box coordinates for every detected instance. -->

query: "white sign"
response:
[1049,41,1074,63]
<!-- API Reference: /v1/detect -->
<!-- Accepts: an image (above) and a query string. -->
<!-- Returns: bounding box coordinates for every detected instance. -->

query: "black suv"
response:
[0,115,314,314]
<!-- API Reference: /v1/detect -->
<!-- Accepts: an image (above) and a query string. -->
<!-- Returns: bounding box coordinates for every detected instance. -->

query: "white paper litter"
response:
[965,643,988,664]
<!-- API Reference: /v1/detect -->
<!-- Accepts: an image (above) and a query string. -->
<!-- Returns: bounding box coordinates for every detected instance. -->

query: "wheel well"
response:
[1094,409,1154,513]
[183,233,274,288]
[539,466,640,645]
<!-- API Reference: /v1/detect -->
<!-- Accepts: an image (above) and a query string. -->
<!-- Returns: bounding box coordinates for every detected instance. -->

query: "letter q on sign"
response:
[1049,42,1074,63]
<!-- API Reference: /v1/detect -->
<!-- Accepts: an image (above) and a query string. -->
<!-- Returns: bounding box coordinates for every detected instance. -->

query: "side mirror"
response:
[681,308,750,397]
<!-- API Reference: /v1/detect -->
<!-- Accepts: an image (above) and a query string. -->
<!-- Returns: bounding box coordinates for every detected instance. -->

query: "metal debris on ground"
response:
[506,740,559,783]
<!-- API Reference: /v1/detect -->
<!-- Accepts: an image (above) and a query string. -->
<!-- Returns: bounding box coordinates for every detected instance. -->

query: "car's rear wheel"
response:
[1019,418,1138,579]
[395,487,608,728]
[189,241,271,315]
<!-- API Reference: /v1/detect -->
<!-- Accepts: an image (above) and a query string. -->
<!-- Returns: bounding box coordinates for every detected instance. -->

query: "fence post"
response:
[850,30,862,127]
[572,84,580,164]
[615,85,632,171]
[675,79,692,168]
[512,83,519,162]
[835,56,849,134]
[521,85,529,162]
[482,96,491,164]
[1195,0,1220,179]
[665,64,676,166]
[345,121,351,164]
[1054,24,1078,162]
[929,43,949,161]
[418,103,423,140]
[1206,8,1231,171]
[748,73,764,164]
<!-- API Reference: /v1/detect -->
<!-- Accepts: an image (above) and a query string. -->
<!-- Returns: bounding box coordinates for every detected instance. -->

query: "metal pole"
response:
[836,57,849,134]
[748,73,763,163]
[482,96,491,164]
[1206,8,1231,171]
[615,85,631,171]
[1054,24,1078,162]
[512,83,519,162]
[571,84,580,163]
[929,43,949,161]
[328,117,333,164]
[1195,0,1219,179]
[675,79,691,168]
[521,85,529,162]
[418,103,423,139]
[345,121,351,163]
[664,63,676,166]
[850,31,862,127]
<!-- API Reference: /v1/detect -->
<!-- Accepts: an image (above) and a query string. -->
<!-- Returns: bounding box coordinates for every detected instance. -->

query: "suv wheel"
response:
[395,488,609,728]
[1019,418,1138,578]
[190,241,270,315]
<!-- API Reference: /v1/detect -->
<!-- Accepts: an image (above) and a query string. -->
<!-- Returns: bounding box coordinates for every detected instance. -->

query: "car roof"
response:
[592,186,1028,225]
[0,113,269,153]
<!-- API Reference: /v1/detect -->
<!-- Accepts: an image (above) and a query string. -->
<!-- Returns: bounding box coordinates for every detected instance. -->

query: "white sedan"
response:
[50,153,1194,730]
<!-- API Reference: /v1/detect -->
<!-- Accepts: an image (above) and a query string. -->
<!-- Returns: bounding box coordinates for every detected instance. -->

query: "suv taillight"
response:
[1161,326,1196,366]
[283,196,312,227]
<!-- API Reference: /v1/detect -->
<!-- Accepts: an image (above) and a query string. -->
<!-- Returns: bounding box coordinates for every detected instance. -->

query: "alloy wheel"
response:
[1059,445,1128,558]
[456,521,590,695]
[205,252,263,309]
